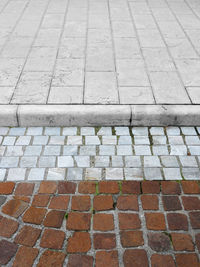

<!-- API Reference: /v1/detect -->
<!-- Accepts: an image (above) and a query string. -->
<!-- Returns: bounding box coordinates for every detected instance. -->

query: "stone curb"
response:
[1,105,200,126]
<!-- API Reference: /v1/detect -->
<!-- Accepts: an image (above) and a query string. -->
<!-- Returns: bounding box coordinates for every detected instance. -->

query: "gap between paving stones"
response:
[0,180,200,267]
[1,105,200,126]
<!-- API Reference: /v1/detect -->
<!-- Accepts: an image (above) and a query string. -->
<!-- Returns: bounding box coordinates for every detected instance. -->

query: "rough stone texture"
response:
[175,254,199,267]
[151,254,176,267]
[67,232,91,253]
[14,225,41,247]
[68,255,93,267]
[0,182,15,194]
[167,213,188,231]
[148,233,171,252]
[0,217,19,238]
[189,212,200,229]
[99,181,119,194]
[49,195,70,210]
[15,183,34,196]
[145,213,166,230]
[117,195,138,211]
[161,181,181,195]
[171,233,194,251]
[141,195,159,210]
[120,231,144,247]
[119,213,141,230]
[66,212,91,230]
[95,251,119,267]
[39,181,57,194]
[32,194,50,207]
[23,207,47,224]
[121,181,141,194]
[162,196,182,211]
[0,127,200,181]
[58,181,76,194]
[71,196,91,211]
[93,195,114,211]
[2,199,28,218]
[43,210,65,228]
[0,181,199,266]
[40,229,65,249]
[38,251,66,267]
[93,213,114,231]
[12,246,38,267]
[142,181,160,194]
[123,249,148,267]
[0,240,18,265]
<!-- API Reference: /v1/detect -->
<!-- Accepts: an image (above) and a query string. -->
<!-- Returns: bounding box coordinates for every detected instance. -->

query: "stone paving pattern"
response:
[0,126,200,181]
[0,180,200,266]
[0,0,200,105]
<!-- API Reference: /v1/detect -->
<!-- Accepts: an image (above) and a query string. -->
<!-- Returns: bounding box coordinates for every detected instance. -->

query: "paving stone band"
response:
[0,126,200,181]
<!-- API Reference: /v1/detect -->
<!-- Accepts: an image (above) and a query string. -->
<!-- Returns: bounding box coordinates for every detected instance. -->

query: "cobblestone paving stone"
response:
[0,127,200,181]
[0,180,199,266]
[0,0,200,105]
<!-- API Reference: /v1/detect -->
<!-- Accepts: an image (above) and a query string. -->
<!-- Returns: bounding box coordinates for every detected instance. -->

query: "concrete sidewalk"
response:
[1,0,200,125]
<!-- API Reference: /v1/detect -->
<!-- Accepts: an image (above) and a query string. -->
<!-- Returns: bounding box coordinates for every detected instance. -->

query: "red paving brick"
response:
[32,194,50,207]
[93,233,116,249]
[171,233,194,251]
[0,216,19,238]
[15,183,34,196]
[161,181,181,195]
[38,250,66,267]
[43,210,65,228]
[99,181,119,194]
[151,254,176,267]
[0,181,199,267]
[142,181,160,194]
[117,195,139,210]
[40,229,65,249]
[121,181,141,194]
[68,255,93,267]
[96,251,119,267]
[71,195,90,211]
[141,195,159,210]
[14,225,41,247]
[123,249,148,267]
[181,181,200,194]
[0,182,15,194]
[93,195,114,211]
[162,195,182,211]
[93,213,114,231]
[67,232,91,253]
[78,181,96,194]
[120,231,144,247]
[12,246,38,267]
[145,212,166,230]
[66,212,91,230]
[49,195,69,210]
[2,199,29,218]
[38,181,57,194]
[148,232,171,252]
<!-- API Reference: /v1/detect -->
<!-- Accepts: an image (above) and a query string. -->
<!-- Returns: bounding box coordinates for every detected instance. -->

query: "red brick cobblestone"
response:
[0,181,200,266]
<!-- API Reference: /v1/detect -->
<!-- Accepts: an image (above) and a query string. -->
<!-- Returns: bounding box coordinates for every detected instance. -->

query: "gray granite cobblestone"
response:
[0,126,200,181]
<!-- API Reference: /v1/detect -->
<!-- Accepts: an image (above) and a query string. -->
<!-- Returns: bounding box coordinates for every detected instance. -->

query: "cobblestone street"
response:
[0,126,200,181]
[0,180,200,266]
